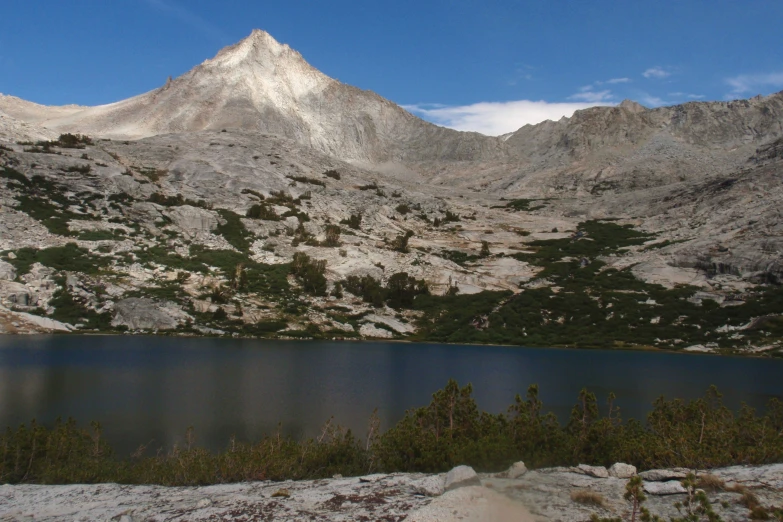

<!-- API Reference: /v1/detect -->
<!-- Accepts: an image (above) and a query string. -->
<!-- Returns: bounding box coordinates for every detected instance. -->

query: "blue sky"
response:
[1,1,782,135]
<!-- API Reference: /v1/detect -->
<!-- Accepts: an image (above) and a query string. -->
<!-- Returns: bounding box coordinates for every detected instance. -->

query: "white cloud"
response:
[643,67,671,79]
[569,89,613,103]
[143,0,228,43]
[403,100,610,136]
[669,92,705,100]
[725,72,783,95]
[604,77,631,84]
[637,93,668,107]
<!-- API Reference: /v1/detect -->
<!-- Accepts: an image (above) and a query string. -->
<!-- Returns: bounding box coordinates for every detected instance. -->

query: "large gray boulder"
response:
[444,465,481,491]
[609,462,637,479]
[0,260,17,281]
[164,205,219,237]
[112,298,187,330]
[639,468,689,482]
[643,480,687,495]
[506,461,528,479]
[409,475,445,497]
[577,464,609,478]
[0,280,33,306]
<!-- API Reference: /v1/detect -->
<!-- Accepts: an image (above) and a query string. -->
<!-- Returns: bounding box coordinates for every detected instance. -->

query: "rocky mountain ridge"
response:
[1,30,782,356]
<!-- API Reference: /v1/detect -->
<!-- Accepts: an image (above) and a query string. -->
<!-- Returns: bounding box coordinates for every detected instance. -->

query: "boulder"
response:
[409,475,445,497]
[363,314,415,334]
[507,461,528,479]
[165,205,219,237]
[0,260,17,281]
[112,298,183,330]
[444,465,481,491]
[609,462,637,479]
[639,469,689,482]
[643,480,687,495]
[0,281,34,306]
[577,464,609,478]
[12,309,72,331]
[358,323,394,338]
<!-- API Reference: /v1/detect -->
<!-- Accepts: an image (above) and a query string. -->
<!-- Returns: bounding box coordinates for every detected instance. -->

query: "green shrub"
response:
[396,203,411,215]
[240,188,265,200]
[2,383,783,486]
[323,225,341,247]
[439,249,480,266]
[246,203,279,221]
[6,244,111,276]
[290,252,327,296]
[1,166,31,186]
[286,175,325,187]
[342,272,427,309]
[385,272,429,308]
[49,287,112,329]
[63,164,91,174]
[497,198,547,211]
[77,230,121,241]
[215,210,252,252]
[340,214,362,230]
[56,133,93,148]
[391,230,414,253]
[443,210,460,223]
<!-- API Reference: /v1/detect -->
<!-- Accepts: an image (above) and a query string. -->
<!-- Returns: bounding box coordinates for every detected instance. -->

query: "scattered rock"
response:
[358,323,394,338]
[507,461,528,479]
[444,465,481,491]
[0,281,33,306]
[111,298,189,330]
[576,464,609,478]
[409,475,445,497]
[608,462,637,479]
[643,480,687,495]
[165,205,219,237]
[0,260,17,281]
[639,469,689,482]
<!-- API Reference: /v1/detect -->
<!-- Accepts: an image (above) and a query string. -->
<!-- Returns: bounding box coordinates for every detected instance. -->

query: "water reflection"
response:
[0,335,781,455]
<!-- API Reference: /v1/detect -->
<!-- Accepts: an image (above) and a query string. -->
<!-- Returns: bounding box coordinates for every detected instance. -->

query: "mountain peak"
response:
[619,99,647,113]
[205,29,294,69]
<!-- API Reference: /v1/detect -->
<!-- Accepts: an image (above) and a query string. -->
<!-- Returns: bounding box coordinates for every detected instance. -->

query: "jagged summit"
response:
[618,99,647,113]
[204,30,308,71]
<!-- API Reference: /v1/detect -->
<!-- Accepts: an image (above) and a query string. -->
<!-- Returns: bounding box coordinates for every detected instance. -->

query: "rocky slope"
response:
[2,463,781,521]
[1,30,783,355]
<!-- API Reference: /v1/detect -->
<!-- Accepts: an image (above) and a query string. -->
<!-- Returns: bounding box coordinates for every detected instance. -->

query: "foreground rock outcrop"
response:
[2,463,782,522]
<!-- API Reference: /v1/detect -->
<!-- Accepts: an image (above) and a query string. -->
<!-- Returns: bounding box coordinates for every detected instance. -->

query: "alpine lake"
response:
[1,335,782,455]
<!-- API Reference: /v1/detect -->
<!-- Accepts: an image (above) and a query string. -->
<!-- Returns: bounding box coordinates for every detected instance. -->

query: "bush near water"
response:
[2,380,783,486]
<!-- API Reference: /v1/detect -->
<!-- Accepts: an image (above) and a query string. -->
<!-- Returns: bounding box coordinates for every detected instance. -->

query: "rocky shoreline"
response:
[2,463,781,521]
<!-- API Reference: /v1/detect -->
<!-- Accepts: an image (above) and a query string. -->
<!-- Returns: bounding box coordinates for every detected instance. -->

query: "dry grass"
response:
[571,490,607,508]
[725,484,760,507]
[697,473,726,492]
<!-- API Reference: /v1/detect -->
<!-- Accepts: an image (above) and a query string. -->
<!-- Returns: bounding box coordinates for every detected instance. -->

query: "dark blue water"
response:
[1,335,781,455]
